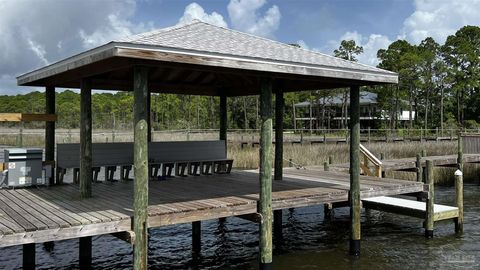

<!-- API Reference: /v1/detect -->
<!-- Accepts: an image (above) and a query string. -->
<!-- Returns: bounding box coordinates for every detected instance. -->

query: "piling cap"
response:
[454,169,463,176]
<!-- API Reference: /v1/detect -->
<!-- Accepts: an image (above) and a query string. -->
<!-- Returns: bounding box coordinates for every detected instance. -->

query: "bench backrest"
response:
[57,140,227,168]
[462,134,480,154]
[57,143,133,168]
[149,140,226,162]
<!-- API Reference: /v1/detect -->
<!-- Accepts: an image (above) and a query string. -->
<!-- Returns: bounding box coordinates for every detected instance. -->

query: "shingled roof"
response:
[17,20,397,95]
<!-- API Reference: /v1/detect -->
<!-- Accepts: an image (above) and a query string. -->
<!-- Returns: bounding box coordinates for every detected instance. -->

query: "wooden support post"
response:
[425,160,434,238]
[45,86,55,185]
[367,127,371,143]
[219,94,228,224]
[324,161,329,171]
[259,78,273,269]
[274,90,284,181]
[273,209,283,242]
[23,243,35,270]
[328,155,333,164]
[274,90,284,242]
[455,169,464,233]
[421,149,427,157]
[133,66,149,270]
[147,91,152,142]
[192,221,201,254]
[457,133,463,172]
[349,85,361,256]
[324,161,333,218]
[79,236,92,269]
[380,153,385,161]
[80,79,92,198]
[416,154,422,182]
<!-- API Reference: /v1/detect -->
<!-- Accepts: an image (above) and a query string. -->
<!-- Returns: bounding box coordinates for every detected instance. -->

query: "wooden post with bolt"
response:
[259,78,273,269]
[133,66,149,270]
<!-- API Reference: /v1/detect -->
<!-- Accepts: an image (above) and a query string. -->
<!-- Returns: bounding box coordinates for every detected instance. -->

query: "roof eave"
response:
[17,43,117,86]
[17,42,398,87]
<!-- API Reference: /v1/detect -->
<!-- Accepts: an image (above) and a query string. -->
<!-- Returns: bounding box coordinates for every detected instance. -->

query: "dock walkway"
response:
[0,169,424,248]
[329,154,480,173]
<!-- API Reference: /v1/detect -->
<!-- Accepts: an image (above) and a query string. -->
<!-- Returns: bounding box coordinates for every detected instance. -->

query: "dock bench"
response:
[56,140,232,183]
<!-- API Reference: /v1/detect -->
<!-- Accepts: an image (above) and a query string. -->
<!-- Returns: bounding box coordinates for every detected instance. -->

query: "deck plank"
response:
[0,169,424,247]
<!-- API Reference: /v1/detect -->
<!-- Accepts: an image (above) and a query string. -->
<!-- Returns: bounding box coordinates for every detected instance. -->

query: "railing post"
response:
[425,160,434,238]
[454,169,464,233]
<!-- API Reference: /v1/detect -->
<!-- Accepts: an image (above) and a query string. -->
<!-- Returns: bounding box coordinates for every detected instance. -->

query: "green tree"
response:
[334,40,364,128]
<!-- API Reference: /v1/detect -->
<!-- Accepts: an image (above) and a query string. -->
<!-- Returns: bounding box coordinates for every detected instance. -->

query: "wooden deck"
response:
[330,154,480,173]
[0,169,424,248]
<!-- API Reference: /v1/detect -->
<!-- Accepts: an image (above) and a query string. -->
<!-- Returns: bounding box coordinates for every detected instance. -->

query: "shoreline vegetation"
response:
[1,129,476,185]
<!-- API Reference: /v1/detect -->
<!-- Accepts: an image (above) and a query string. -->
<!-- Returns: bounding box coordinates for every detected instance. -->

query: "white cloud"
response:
[178,2,228,28]
[402,0,480,44]
[227,0,281,38]
[0,0,150,94]
[322,31,392,66]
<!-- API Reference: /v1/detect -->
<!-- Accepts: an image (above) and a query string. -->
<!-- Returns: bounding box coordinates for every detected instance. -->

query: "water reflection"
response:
[0,185,479,269]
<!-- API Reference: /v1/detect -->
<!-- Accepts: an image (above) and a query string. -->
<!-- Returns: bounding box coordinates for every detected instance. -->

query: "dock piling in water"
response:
[455,170,464,233]
[259,78,273,269]
[349,85,361,256]
[79,236,92,269]
[133,66,149,270]
[23,243,35,270]
[425,160,434,238]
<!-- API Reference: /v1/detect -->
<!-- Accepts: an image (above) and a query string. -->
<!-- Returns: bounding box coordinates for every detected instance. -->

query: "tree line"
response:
[0,25,478,131]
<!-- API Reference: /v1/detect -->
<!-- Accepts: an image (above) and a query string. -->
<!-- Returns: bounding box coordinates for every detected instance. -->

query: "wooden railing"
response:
[359,144,382,177]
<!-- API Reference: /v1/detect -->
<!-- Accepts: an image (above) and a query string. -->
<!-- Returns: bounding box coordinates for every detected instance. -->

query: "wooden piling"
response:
[457,133,463,172]
[220,94,227,143]
[455,170,464,233]
[80,78,92,198]
[421,149,427,157]
[324,163,333,218]
[23,243,35,270]
[274,90,284,181]
[192,221,201,253]
[259,78,273,269]
[425,160,434,238]
[380,153,385,161]
[324,161,329,171]
[328,155,333,165]
[133,66,149,270]
[79,236,92,269]
[147,91,152,142]
[273,210,283,242]
[349,85,361,256]
[274,90,284,242]
[45,86,55,185]
[416,154,422,182]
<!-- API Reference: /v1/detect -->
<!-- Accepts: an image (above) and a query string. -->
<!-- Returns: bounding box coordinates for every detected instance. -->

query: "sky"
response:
[1,0,479,95]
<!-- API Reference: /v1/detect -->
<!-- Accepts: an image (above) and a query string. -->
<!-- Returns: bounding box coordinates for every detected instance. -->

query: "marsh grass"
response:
[1,129,476,184]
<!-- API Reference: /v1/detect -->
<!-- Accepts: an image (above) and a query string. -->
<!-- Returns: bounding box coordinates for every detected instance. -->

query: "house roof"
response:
[295,91,378,107]
[17,20,398,96]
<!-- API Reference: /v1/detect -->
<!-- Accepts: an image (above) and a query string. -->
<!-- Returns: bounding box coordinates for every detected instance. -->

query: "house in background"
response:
[293,91,414,130]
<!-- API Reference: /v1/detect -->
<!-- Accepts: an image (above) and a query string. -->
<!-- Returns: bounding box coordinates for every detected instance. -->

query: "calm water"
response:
[1,183,479,269]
